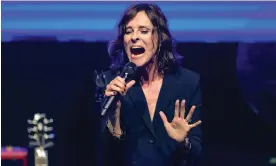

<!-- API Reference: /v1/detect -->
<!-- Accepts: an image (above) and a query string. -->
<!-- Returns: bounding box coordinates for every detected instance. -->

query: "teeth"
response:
[131,46,142,49]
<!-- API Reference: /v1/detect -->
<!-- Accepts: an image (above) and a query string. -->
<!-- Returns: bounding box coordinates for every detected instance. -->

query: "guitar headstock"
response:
[27,113,54,149]
[28,113,54,166]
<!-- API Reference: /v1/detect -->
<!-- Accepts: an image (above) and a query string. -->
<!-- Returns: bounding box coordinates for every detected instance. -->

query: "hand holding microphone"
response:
[104,76,135,126]
[101,62,137,117]
[105,76,136,97]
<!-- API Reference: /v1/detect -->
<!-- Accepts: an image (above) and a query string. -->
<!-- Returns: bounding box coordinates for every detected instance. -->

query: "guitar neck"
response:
[34,147,48,166]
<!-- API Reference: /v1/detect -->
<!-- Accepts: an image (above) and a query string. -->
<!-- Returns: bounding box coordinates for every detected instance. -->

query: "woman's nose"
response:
[131,33,139,42]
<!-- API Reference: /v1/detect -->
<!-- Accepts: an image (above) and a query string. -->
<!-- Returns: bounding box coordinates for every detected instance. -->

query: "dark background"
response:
[2,41,276,166]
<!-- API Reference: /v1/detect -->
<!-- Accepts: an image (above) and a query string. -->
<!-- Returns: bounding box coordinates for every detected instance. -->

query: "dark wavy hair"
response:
[108,3,182,75]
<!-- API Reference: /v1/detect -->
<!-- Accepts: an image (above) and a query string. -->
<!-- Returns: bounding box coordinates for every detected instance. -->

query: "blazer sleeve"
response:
[95,70,126,166]
[170,72,203,166]
[181,76,203,166]
[187,78,203,163]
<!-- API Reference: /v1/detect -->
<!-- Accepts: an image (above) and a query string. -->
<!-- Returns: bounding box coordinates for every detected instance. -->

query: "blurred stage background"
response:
[1,1,276,166]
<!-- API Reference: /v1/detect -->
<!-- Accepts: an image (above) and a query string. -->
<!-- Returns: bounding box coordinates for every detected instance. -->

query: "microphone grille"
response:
[122,62,137,75]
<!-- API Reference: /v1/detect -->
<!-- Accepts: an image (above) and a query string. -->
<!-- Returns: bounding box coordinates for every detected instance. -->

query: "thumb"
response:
[126,80,136,91]
[159,111,169,126]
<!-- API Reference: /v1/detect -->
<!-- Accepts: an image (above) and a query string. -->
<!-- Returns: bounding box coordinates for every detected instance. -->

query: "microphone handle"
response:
[101,95,115,116]
[100,73,129,117]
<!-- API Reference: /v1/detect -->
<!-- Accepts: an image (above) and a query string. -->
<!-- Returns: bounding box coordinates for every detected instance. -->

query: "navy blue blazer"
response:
[98,67,203,166]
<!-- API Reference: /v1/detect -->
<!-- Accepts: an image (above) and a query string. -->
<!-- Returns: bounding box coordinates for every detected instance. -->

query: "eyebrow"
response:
[125,25,151,29]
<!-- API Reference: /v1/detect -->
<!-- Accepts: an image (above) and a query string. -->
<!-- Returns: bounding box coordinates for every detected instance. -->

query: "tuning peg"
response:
[43,126,53,132]
[34,113,46,121]
[28,113,45,125]
[43,133,55,139]
[44,142,54,149]
[43,118,53,124]
[29,134,38,140]
[27,126,38,133]
[29,141,40,147]
[28,119,37,125]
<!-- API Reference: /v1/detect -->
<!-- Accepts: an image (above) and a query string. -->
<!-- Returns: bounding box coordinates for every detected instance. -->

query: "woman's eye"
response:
[141,30,148,34]
[125,31,132,34]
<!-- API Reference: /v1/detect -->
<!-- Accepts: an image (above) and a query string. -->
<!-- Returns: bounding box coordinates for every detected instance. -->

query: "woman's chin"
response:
[129,60,144,67]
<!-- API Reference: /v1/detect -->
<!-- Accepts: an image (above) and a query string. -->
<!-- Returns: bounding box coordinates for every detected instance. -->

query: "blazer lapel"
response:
[153,72,182,142]
[153,72,181,123]
[125,81,157,138]
[125,71,181,139]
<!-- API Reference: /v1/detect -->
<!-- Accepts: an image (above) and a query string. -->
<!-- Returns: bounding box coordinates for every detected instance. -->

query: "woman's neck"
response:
[138,62,163,86]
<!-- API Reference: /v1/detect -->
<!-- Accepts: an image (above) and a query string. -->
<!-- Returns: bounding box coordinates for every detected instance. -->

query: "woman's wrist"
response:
[106,118,122,138]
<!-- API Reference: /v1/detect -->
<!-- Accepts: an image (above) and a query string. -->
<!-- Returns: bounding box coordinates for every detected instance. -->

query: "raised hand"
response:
[159,100,202,143]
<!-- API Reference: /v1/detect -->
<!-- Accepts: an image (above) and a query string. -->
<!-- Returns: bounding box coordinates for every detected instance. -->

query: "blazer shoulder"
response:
[177,67,200,84]
[103,69,116,79]
[100,69,118,84]
[94,68,116,89]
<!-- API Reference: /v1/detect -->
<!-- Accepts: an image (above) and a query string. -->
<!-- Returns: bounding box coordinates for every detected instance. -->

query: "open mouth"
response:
[130,46,145,56]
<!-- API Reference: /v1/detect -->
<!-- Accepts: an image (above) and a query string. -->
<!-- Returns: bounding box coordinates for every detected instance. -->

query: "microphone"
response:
[101,62,137,117]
